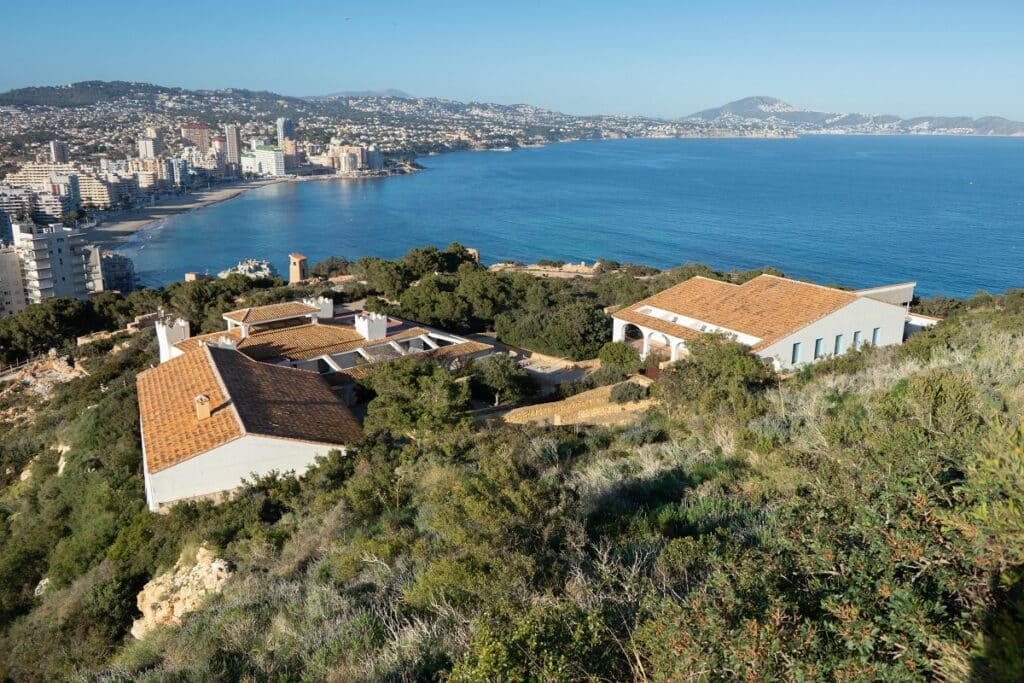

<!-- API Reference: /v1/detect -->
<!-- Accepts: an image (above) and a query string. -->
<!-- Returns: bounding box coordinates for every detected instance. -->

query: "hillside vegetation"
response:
[0,253,1021,680]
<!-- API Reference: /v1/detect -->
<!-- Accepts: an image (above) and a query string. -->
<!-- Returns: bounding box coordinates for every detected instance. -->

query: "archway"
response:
[647,331,671,363]
[623,324,643,341]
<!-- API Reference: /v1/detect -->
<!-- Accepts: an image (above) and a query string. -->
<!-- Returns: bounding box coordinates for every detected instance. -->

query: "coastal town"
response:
[0,82,798,319]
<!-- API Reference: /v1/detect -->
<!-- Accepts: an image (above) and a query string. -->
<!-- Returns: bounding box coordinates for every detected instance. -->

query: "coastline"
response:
[89,179,282,246]
[89,165,425,248]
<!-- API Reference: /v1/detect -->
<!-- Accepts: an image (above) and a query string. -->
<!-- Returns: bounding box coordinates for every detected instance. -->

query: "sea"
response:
[119,136,1024,298]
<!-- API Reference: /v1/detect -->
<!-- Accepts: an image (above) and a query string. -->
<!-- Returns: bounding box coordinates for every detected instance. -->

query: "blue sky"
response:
[3,0,1023,119]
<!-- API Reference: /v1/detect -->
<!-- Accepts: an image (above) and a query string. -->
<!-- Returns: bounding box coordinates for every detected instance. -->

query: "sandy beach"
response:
[89,179,283,246]
[88,167,419,248]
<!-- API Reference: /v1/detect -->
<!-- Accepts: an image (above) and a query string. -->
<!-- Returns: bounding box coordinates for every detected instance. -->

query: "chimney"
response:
[195,394,211,421]
[355,312,387,340]
[155,316,190,363]
[303,295,334,320]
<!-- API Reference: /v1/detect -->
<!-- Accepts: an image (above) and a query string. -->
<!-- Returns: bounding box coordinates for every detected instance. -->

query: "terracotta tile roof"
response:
[138,346,243,474]
[222,301,319,324]
[137,346,361,474]
[173,327,245,354]
[619,275,859,351]
[209,346,363,446]
[236,324,430,361]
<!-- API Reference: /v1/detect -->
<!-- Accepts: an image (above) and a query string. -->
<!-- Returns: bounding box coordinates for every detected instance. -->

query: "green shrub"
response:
[470,353,536,406]
[617,424,667,447]
[654,333,773,423]
[739,414,793,453]
[452,601,629,682]
[609,381,648,404]
[598,341,642,374]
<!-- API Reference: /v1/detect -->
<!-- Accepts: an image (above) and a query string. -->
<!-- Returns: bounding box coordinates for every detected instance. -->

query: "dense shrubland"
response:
[0,249,1021,680]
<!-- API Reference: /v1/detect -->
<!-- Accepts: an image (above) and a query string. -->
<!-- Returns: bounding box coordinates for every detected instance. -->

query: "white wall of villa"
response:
[142,433,342,512]
[758,296,908,370]
[612,295,909,371]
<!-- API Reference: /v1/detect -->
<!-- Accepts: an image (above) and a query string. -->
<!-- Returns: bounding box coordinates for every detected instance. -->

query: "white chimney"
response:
[355,312,387,340]
[303,296,334,320]
[155,317,190,363]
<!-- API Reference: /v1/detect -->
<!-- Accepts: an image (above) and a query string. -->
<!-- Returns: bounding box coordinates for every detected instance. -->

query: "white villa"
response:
[138,343,363,511]
[612,274,937,371]
[138,298,495,511]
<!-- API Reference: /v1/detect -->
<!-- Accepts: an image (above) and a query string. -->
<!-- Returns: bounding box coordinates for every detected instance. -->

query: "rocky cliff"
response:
[131,545,232,640]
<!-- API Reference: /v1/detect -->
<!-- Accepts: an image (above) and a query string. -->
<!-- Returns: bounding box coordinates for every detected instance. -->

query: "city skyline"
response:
[2,0,1023,120]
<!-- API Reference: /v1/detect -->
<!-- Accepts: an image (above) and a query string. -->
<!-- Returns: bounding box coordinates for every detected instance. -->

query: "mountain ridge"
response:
[686,96,1024,135]
[1,82,1021,136]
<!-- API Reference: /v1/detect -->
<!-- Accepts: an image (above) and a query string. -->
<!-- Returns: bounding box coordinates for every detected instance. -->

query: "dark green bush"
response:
[598,341,642,374]
[609,381,648,404]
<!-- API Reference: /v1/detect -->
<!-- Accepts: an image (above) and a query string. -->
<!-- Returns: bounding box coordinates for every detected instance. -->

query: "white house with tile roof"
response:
[137,344,363,511]
[613,274,932,370]
[157,300,494,392]
[141,299,497,509]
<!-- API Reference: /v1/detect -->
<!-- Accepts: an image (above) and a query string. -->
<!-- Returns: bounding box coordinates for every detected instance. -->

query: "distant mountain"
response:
[309,89,413,100]
[687,96,1024,136]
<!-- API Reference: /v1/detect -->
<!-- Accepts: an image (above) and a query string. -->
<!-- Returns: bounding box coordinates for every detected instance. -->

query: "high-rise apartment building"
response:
[367,144,384,171]
[87,248,135,293]
[4,163,120,209]
[137,136,162,159]
[170,158,190,187]
[0,185,34,227]
[241,146,286,177]
[223,124,242,170]
[11,222,91,305]
[48,141,69,163]
[31,191,73,223]
[0,246,26,317]
[276,117,296,145]
[180,124,210,153]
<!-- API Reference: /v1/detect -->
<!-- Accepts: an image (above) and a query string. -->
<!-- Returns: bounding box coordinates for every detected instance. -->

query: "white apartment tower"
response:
[11,222,91,305]
[137,137,162,159]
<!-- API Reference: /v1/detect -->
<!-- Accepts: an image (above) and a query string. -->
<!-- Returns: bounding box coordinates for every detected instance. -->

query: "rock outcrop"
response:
[131,545,232,640]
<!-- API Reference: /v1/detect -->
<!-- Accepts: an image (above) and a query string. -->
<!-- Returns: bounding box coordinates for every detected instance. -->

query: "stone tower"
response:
[289,253,309,284]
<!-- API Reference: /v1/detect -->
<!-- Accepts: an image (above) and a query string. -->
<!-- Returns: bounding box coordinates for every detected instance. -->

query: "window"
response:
[814,337,825,359]
[872,327,881,345]
[834,334,844,355]
[791,342,802,364]
[853,330,862,349]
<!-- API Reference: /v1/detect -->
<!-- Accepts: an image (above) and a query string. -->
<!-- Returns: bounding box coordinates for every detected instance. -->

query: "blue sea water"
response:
[121,136,1024,297]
